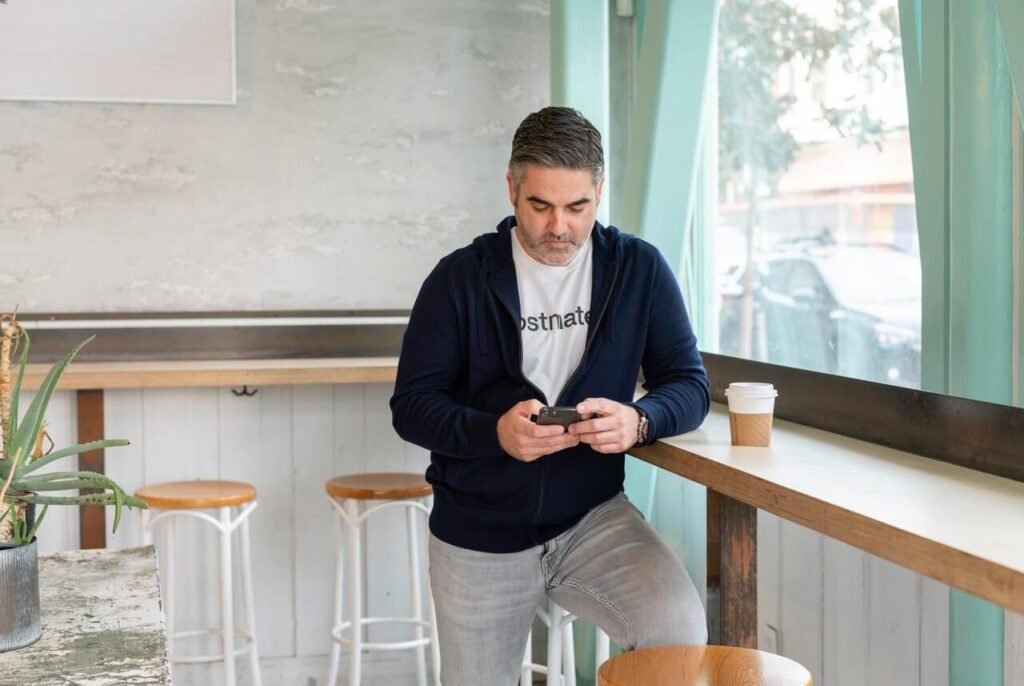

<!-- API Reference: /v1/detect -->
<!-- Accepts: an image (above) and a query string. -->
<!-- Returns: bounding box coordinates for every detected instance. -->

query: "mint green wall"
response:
[619,0,718,271]
[614,0,720,616]
[901,0,1016,683]
[550,0,610,226]
[995,0,1024,128]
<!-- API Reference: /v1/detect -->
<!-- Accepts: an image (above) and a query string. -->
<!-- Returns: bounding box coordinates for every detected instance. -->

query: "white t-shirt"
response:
[511,227,594,405]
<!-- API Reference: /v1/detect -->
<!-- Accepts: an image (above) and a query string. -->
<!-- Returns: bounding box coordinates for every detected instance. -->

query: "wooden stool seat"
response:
[135,480,257,510]
[325,472,431,501]
[598,645,812,686]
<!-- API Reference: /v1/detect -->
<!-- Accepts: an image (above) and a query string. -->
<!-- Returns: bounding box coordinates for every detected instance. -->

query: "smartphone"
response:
[535,405,582,428]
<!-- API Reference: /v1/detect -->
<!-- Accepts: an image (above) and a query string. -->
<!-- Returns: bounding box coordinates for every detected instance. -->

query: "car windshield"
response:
[812,249,921,306]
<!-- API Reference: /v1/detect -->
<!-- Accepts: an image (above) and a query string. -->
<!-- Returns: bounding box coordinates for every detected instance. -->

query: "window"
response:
[715,0,921,388]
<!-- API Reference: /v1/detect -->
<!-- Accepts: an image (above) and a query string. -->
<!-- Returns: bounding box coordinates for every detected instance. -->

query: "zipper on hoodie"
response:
[488,281,552,524]
[553,262,619,406]
[488,284,548,405]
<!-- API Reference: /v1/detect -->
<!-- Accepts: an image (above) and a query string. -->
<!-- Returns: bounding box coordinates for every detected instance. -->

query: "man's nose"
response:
[547,209,569,235]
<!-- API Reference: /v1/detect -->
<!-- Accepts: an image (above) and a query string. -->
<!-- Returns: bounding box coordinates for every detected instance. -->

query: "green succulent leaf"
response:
[25,504,48,543]
[21,438,130,475]
[27,492,147,509]
[9,336,94,480]
[7,328,29,454]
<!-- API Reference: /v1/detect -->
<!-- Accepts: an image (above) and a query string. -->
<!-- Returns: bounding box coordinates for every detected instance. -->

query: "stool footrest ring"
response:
[167,628,257,664]
[331,618,433,651]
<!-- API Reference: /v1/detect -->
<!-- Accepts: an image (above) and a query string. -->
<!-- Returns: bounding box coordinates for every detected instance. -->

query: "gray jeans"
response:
[427,492,707,686]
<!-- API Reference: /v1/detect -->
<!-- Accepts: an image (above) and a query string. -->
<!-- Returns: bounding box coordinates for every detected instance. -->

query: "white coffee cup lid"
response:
[725,382,778,398]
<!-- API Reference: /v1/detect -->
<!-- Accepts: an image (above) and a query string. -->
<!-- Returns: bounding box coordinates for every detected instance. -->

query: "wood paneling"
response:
[76,389,105,549]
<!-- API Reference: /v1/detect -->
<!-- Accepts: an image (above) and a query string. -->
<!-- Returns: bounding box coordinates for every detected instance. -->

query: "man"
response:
[391,106,709,685]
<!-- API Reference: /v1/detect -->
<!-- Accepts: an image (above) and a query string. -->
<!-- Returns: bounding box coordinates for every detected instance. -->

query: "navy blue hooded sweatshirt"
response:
[390,217,710,553]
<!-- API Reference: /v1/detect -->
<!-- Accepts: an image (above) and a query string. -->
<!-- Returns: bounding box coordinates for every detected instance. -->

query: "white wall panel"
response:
[867,556,920,684]
[921,577,950,686]
[759,518,950,685]
[757,510,782,655]
[779,520,824,682]
[1008,611,1024,686]
[104,388,146,552]
[291,384,338,657]
[823,538,868,686]
[219,385,295,659]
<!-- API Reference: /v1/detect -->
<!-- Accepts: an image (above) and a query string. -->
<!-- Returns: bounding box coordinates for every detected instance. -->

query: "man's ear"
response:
[506,171,518,207]
[595,175,606,207]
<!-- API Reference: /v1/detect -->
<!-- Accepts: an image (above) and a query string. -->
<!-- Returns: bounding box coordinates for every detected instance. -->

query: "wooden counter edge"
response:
[22,359,399,390]
[629,442,1024,615]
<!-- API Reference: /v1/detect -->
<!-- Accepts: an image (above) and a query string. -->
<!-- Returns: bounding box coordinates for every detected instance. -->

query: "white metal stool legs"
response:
[327,512,345,686]
[522,600,577,686]
[595,627,610,672]
[141,502,261,686]
[238,511,263,686]
[546,604,562,686]
[521,626,533,686]
[218,507,236,686]
[345,499,364,686]
[327,495,439,686]
[560,614,576,686]
[163,517,176,638]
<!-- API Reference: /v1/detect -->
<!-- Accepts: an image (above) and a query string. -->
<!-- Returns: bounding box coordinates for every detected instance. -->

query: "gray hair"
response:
[508,107,604,187]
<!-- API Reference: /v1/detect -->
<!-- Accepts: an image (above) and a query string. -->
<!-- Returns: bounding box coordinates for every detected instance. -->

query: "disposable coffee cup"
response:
[724,382,778,447]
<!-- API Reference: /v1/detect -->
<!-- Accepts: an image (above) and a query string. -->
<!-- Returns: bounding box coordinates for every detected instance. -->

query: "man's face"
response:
[506,165,604,266]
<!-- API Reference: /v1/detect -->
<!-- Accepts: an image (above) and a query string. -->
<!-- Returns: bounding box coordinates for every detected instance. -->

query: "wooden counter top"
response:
[630,404,1024,614]
[23,357,400,390]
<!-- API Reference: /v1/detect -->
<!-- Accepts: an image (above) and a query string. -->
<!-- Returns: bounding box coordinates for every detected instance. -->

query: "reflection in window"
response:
[715,0,921,388]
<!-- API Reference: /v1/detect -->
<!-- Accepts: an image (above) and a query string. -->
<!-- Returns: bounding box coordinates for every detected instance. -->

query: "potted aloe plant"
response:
[0,314,146,652]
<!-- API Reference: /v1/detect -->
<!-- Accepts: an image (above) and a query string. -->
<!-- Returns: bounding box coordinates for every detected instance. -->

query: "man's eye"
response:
[569,206,585,213]
[530,203,548,211]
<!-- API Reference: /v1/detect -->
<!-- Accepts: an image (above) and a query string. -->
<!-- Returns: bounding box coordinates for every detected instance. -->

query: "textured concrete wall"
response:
[0,0,549,312]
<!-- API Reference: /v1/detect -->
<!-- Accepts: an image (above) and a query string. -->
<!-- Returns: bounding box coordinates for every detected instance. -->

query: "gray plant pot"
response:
[0,538,42,652]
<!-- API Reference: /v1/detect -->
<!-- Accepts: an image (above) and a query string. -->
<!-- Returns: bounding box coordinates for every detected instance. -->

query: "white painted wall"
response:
[0,0,550,312]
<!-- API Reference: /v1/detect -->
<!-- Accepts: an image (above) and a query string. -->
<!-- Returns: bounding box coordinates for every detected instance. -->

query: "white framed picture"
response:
[0,0,236,104]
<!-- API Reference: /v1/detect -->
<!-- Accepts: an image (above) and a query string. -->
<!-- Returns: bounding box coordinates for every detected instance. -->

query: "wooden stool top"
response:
[598,645,813,686]
[135,480,257,510]
[325,472,431,501]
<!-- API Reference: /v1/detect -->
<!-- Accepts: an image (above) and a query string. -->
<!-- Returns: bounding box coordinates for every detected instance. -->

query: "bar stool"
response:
[136,480,262,686]
[597,645,812,685]
[521,600,576,686]
[521,604,611,686]
[325,472,439,686]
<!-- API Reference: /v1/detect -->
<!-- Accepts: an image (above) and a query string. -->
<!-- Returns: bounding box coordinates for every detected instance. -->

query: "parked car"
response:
[718,244,921,387]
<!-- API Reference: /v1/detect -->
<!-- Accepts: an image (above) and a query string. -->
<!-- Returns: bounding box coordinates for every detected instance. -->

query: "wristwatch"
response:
[634,406,649,446]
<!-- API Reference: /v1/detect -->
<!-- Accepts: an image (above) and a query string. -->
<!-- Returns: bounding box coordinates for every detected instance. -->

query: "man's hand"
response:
[568,398,640,454]
[498,400,580,462]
